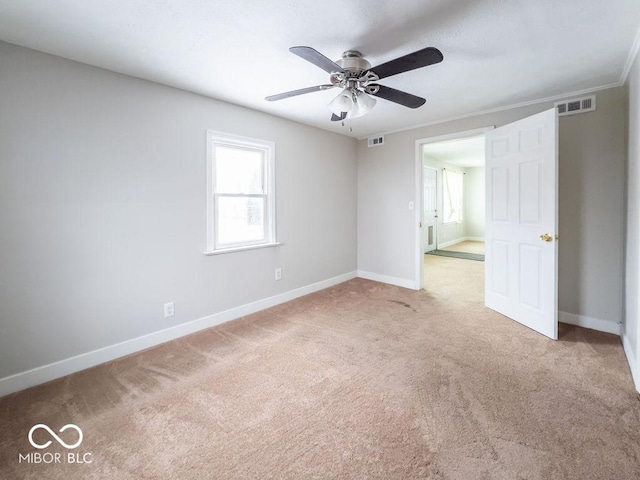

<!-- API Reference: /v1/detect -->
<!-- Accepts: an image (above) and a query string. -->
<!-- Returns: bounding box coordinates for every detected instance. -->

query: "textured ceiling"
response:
[0,0,639,138]
[423,135,485,168]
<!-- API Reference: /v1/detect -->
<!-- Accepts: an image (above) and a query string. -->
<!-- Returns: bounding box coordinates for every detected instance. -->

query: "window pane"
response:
[215,146,264,194]
[216,196,265,245]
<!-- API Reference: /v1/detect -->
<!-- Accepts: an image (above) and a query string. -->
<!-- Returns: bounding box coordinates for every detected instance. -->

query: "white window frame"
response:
[205,130,277,254]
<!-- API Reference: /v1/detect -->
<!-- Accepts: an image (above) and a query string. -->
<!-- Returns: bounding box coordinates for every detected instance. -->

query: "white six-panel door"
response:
[485,109,558,339]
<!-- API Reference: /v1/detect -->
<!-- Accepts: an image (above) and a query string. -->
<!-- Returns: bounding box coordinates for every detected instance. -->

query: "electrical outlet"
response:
[275,268,282,281]
[164,302,175,318]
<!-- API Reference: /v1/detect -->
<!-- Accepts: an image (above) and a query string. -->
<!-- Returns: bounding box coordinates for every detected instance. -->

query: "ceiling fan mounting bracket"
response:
[364,84,380,95]
[330,68,379,93]
[330,72,345,86]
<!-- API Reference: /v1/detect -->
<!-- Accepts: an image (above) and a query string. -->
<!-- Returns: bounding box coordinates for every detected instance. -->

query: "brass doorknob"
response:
[539,233,553,242]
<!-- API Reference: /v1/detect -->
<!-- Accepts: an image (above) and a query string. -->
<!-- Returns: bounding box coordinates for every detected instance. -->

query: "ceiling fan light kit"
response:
[328,88,354,115]
[265,46,443,122]
[348,91,376,119]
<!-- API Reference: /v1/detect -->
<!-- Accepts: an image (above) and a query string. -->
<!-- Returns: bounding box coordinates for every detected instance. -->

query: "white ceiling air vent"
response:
[554,95,596,117]
[368,135,384,147]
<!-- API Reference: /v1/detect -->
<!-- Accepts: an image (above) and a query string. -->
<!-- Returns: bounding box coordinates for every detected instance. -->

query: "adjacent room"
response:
[422,134,486,260]
[1,1,640,479]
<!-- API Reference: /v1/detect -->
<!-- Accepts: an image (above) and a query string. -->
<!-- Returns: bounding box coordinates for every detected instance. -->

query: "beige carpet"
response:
[1,256,639,479]
[440,240,485,255]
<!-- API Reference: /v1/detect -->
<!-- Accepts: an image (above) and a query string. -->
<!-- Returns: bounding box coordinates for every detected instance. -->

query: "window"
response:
[206,131,276,253]
[442,168,463,224]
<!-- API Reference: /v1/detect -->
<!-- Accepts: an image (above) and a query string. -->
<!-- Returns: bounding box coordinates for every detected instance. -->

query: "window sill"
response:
[203,242,282,256]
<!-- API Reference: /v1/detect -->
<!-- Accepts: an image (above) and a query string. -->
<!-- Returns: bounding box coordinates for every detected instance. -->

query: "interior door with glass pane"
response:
[423,166,437,253]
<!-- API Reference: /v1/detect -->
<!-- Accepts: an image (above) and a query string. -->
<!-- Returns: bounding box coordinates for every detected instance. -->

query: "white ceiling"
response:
[1,0,639,139]
[423,135,485,167]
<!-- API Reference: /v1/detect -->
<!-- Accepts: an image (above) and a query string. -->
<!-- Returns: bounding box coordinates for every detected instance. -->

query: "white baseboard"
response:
[437,238,466,249]
[558,310,621,336]
[557,312,637,390]
[357,270,417,290]
[622,333,640,393]
[0,271,358,398]
[438,236,484,249]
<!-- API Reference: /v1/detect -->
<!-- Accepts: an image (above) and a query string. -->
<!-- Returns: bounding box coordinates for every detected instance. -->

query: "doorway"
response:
[414,109,559,340]
[414,126,494,289]
[415,127,491,290]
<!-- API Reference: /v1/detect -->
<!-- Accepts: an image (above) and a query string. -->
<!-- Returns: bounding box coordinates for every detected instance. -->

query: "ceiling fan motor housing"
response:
[331,51,379,93]
[337,51,371,75]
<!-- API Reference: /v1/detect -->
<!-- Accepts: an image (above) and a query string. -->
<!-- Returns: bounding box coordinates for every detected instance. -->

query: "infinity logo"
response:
[28,424,83,450]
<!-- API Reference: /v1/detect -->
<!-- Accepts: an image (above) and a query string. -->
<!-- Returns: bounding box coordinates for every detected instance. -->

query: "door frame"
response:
[422,165,439,253]
[414,126,495,289]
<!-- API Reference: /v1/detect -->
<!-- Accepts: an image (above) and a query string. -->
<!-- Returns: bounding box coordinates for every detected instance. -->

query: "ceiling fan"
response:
[265,46,444,121]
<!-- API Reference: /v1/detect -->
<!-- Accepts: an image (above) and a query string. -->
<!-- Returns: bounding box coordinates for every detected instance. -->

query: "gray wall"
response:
[0,42,357,379]
[557,88,626,327]
[624,49,640,380]
[358,87,626,330]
